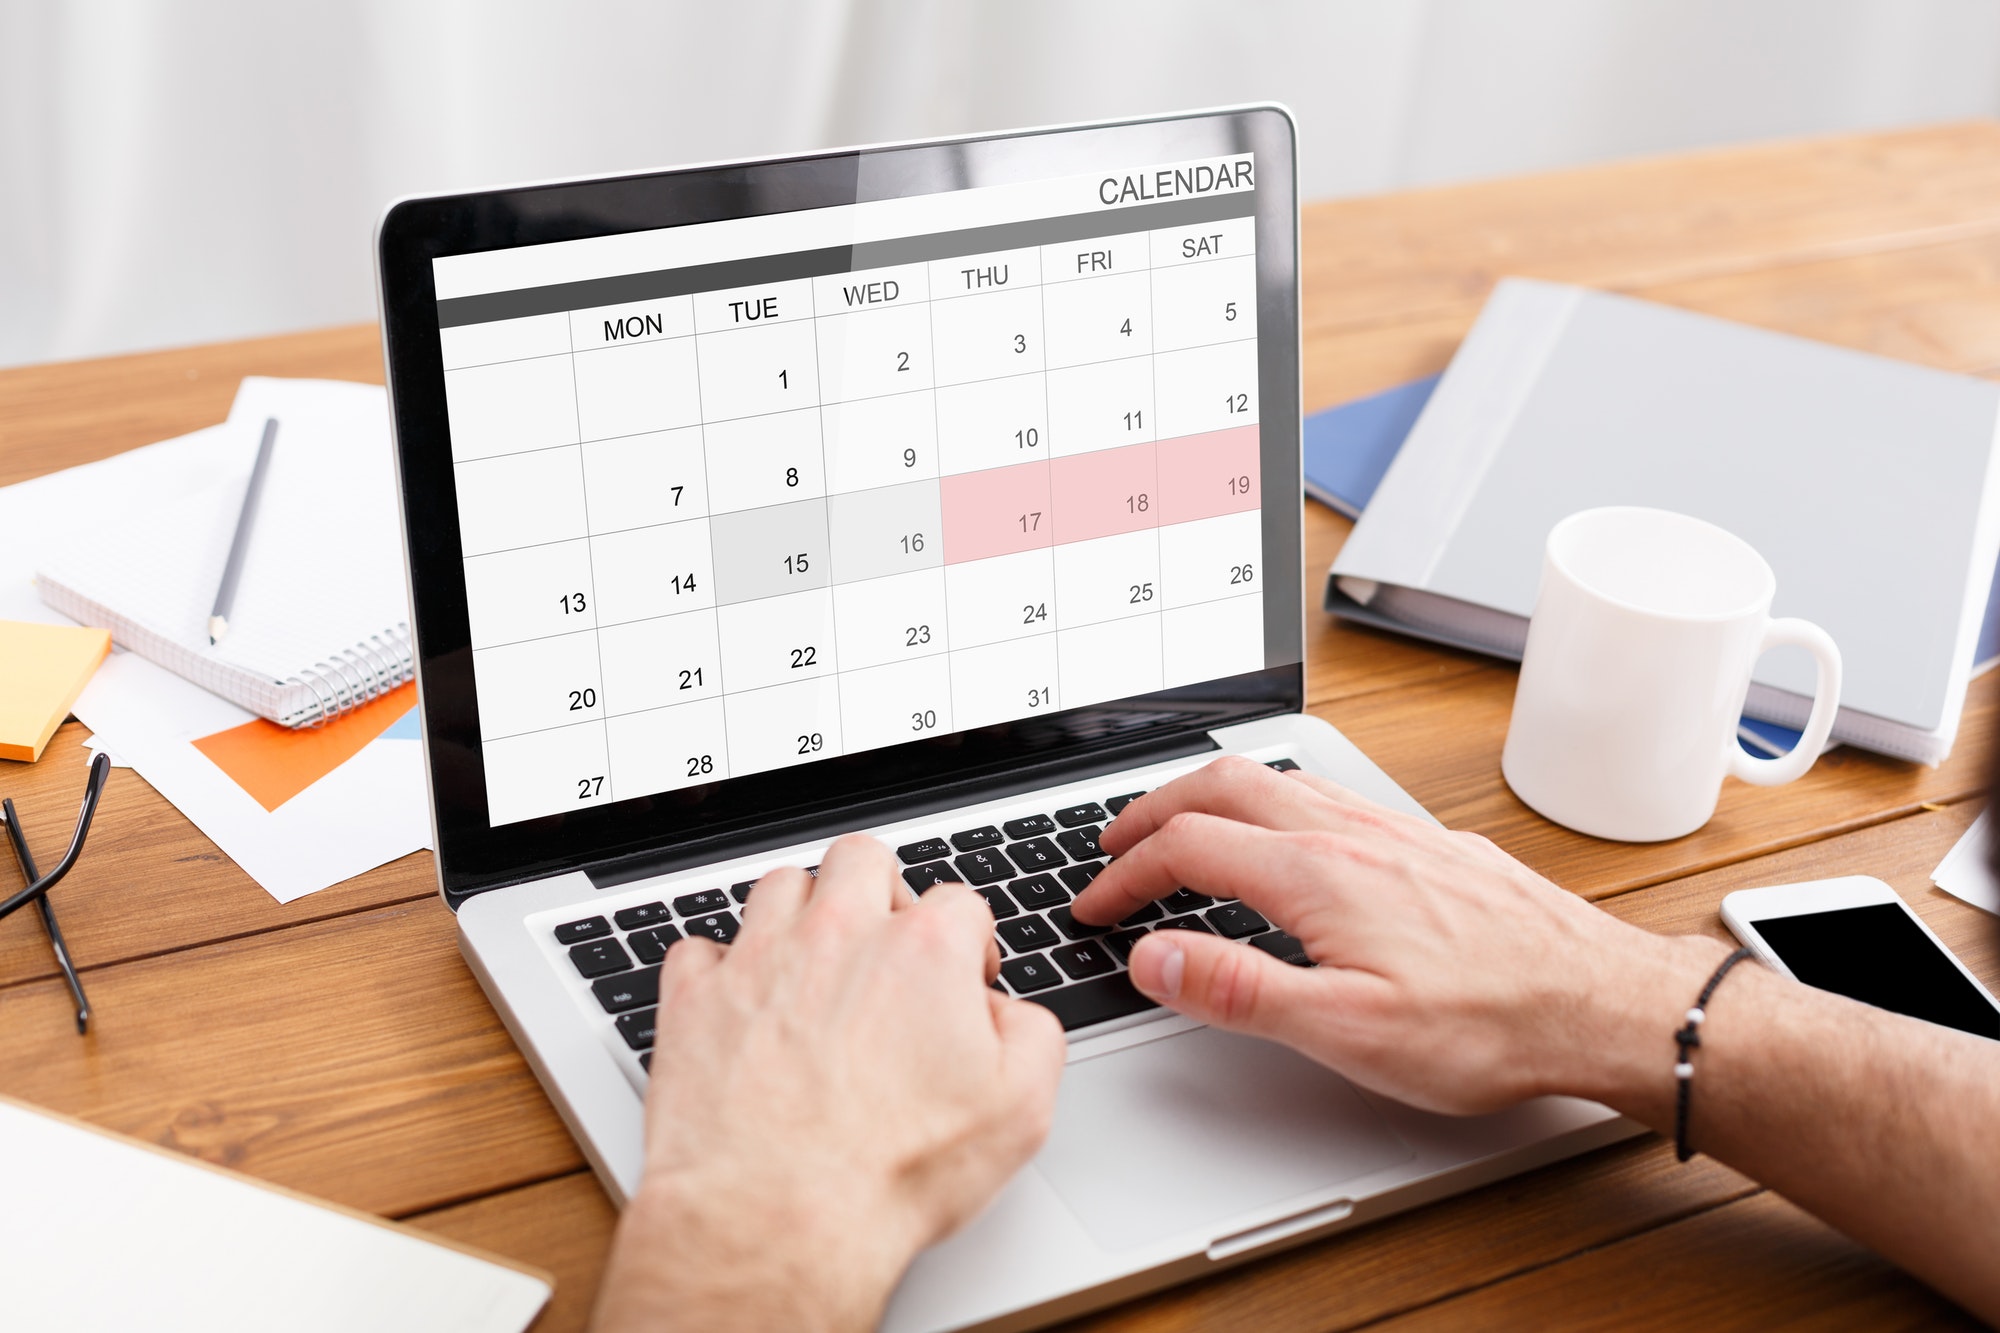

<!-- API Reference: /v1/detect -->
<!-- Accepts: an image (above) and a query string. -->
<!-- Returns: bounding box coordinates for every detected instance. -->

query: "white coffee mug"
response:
[1500,506,1843,842]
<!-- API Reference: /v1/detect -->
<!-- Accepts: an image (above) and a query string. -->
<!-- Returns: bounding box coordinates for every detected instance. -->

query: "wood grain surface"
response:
[4,121,1999,1330]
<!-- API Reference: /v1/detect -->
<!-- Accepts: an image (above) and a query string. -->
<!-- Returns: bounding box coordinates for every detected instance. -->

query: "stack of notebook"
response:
[1315,279,2000,765]
[35,377,412,728]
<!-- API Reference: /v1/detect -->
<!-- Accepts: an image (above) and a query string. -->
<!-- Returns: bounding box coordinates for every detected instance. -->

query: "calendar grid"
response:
[1145,252,1167,687]
[447,201,1268,826]
[562,314,615,804]
[440,327,1256,385]
[441,589,1269,744]
[436,239,1256,379]
[681,307,734,782]
[454,565,1275,717]
[804,277,855,761]
[920,254,961,736]
[1031,239,1066,709]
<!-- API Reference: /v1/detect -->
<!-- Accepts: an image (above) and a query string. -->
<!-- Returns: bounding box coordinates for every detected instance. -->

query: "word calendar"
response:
[437,157,1266,825]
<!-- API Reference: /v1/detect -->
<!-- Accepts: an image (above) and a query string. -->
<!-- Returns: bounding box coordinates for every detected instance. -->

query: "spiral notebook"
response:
[36,377,412,728]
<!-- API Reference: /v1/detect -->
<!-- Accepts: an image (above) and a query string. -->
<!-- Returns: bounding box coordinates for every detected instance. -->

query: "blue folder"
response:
[1302,375,1439,518]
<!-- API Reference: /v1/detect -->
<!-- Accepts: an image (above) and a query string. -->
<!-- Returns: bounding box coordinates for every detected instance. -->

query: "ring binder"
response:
[283,626,414,727]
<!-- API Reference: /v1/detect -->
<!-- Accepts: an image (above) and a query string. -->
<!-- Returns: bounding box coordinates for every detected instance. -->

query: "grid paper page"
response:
[35,378,411,722]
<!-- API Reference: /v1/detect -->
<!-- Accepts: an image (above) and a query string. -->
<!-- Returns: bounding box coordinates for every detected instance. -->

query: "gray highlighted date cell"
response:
[827,480,945,585]
[710,498,831,605]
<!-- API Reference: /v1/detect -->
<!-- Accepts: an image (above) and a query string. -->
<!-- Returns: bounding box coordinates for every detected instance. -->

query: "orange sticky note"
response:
[190,682,418,812]
[0,620,112,763]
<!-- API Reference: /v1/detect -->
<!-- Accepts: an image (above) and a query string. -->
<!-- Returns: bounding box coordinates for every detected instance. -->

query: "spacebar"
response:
[1024,973,1160,1031]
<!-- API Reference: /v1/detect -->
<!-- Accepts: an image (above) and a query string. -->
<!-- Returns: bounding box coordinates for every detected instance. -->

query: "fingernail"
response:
[1141,944,1184,1002]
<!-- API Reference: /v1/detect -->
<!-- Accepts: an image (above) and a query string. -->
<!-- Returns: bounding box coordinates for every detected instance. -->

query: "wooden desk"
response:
[4,122,1997,1330]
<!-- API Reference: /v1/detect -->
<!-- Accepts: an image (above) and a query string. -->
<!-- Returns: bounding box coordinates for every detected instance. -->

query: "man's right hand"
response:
[1071,756,1723,1118]
[1075,757,2000,1325]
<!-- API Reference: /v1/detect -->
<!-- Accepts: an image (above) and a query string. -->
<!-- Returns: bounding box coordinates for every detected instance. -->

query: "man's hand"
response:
[594,835,1066,1333]
[1071,756,1723,1117]
[1072,758,2000,1326]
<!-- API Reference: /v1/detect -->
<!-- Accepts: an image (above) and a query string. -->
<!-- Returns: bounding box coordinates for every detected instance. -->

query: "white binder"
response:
[1329,278,2000,764]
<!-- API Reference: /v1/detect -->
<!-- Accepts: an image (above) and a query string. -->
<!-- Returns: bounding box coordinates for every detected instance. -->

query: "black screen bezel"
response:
[377,108,1304,905]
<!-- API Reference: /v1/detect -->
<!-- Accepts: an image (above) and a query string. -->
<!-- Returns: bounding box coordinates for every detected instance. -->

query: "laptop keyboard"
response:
[549,757,1314,1074]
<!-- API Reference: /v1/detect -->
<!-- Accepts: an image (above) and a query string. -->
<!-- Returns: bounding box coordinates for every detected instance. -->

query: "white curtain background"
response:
[3,0,1998,368]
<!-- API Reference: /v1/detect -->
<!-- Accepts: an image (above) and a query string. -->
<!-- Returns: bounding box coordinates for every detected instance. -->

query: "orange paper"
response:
[191,683,418,812]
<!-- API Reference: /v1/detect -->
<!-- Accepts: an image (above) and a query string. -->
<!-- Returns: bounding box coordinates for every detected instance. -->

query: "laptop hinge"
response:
[585,727,1221,891]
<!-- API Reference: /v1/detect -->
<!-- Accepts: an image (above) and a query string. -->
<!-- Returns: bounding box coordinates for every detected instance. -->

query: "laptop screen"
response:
[381,109,1302,895]
[430,156,1268,827]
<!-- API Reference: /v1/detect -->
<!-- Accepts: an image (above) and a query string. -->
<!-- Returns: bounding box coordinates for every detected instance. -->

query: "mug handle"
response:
[1727,618,1843,787]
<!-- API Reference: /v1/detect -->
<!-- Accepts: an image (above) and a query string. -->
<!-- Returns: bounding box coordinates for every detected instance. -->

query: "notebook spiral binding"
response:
[284,624,415,728]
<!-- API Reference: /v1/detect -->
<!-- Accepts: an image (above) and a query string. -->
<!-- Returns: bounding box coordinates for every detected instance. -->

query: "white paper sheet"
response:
[82,739,129,768]
[3,385,431,902]
[1,1097,550,1333]
[1931,810,2000,916]
[0,423,233,625]
[69,652,430,903]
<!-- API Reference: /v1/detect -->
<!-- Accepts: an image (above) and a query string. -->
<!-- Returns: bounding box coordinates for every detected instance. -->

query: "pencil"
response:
[208,416,279,646]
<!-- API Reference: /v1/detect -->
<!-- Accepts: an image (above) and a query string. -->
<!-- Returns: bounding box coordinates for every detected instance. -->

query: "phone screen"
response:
[1755,903,2000,1039]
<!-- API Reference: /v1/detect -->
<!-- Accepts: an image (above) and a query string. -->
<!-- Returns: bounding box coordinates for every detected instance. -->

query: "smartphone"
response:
[1721,876,2000,1040]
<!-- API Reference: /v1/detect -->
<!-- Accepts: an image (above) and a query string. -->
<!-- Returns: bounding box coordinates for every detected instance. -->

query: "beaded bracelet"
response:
[1674,947,1756,1162]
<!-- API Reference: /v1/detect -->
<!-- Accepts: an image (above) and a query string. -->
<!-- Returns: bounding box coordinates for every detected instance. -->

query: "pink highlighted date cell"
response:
[1156,425,1259,525]
[1048,442,1159,545]
[939,427,1258,565]
[940,460,1053,563]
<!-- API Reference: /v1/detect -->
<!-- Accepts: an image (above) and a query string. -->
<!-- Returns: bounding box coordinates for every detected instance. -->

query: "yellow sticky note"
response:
[0,620,112,763]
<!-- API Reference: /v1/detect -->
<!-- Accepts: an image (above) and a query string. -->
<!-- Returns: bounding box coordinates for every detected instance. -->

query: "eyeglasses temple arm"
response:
[35,896,89,1034]
[0,753,111,924]
[1,800,90,1032]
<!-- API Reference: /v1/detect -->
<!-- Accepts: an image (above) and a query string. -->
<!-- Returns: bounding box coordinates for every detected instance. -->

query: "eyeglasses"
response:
[1,752,111,1033]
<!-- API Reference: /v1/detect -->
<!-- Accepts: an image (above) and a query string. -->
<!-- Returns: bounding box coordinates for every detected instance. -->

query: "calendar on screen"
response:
[434,155,1267,826]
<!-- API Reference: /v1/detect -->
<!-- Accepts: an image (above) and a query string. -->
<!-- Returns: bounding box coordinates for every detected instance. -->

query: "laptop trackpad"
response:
[1033,1027,1412,1253]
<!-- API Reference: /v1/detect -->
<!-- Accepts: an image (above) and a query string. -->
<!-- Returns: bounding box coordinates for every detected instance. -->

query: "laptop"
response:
[375,105,1637,1331]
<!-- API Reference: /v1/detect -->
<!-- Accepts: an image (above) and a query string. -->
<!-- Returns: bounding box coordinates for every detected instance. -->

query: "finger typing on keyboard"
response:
[595,834,1064,1333]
